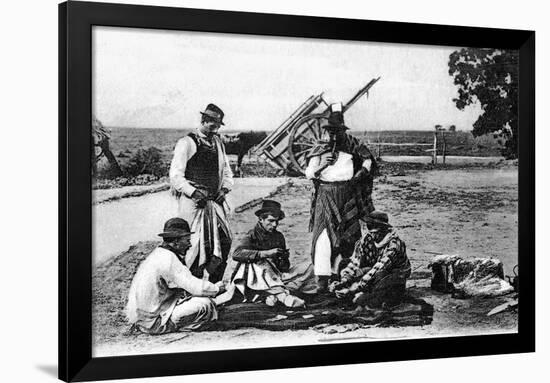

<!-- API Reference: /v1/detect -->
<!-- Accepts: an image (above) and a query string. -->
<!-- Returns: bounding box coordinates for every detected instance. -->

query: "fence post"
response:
[432,130,438,164]
[442,130,446,164]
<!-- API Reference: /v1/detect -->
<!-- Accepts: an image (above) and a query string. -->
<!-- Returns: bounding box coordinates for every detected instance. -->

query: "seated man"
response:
[231,200,317,307]
[329,211,411,308]
[126,217,229,334]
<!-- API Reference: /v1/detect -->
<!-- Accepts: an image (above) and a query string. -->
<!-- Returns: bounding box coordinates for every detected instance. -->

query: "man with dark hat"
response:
[169,103,233,283]
[305,103,379,293]
[125,218,227,334]
[329,211,411,308]
[230,200,317,307]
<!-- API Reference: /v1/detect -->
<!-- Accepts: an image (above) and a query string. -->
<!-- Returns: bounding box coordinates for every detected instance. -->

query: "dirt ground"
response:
[92,162,519,357]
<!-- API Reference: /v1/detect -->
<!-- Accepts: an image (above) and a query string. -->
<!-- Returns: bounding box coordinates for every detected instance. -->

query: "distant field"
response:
[107,127,503,166]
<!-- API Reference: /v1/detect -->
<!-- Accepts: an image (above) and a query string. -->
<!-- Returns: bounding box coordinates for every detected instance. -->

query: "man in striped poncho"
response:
[305,103,378,293]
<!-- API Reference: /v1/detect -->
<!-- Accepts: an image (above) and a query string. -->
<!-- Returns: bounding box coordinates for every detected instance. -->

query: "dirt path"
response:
[92,164,518,357]
[92,177,289,265]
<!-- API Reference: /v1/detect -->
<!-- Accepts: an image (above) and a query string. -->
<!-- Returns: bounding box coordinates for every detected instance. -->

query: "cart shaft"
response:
[342,77,381,113]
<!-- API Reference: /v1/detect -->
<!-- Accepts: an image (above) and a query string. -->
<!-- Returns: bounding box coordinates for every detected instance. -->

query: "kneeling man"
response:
[330,211,411,308]
[126,218,226,334]
[231,200,317,307]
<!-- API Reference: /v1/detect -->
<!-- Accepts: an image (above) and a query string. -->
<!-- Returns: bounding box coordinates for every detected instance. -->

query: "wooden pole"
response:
[442,131,446,164]
[432,131,437,164]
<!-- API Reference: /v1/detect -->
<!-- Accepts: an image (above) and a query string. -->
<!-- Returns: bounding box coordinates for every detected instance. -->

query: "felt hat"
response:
[158,217,194,238]
[364,210,392,228]
[254,200,285,220]
[200,103,225,125]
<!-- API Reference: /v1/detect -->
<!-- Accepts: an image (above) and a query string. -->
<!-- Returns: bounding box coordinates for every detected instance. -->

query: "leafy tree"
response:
[448,48,518,158]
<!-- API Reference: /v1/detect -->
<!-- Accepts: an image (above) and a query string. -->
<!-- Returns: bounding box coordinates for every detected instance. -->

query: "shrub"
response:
[124,147,167,178]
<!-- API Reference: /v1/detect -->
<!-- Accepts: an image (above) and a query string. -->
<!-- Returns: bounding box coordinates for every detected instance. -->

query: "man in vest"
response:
[169,103,233,283]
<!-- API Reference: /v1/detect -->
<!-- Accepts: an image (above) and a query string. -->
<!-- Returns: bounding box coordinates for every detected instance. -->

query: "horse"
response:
[221,131,268,176]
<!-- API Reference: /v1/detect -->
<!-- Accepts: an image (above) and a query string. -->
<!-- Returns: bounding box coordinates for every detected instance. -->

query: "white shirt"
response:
[125,247,219,328]
[305,151,372,182]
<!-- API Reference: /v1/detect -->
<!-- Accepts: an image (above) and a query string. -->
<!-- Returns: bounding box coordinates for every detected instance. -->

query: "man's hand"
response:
[214,188,229,204]
[214,281,226,294]
[335,288,350,299]
[314,153,337,178]
[191,189,208,207]
[341,266,356,280]
[328,280,342,293]
[191,189,208,201]
[260,248,285,259]
[320,153,337,168]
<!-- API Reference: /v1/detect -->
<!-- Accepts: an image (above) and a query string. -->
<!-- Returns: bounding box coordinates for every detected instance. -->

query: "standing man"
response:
[169,103,233,282]
[125,218,225,334]
[330,211,411,308]
[305,103,378,293]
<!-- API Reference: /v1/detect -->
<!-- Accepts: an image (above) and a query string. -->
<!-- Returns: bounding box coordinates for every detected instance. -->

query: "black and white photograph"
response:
[3,0,547,382]
[91,23,520,357]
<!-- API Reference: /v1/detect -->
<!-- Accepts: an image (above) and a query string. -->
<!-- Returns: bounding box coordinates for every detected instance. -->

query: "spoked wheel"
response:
[287,112,329,175]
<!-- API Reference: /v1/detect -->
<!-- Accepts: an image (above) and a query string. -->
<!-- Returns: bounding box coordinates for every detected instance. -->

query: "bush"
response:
[123,147,167,178]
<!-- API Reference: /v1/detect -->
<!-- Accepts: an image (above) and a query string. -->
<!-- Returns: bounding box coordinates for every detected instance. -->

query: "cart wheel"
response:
[287,112,329,175]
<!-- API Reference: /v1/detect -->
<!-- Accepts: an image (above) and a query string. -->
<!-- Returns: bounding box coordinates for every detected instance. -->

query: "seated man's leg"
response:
[274,292,305,308]
[354,273,408,308]
[283,262,317,295]
[170,297,218,331]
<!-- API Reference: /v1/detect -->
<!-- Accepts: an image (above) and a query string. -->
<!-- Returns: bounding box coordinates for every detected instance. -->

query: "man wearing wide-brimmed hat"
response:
[169,103,234,283]
[329,211,411,308]
[125,218,227,334]
[230,200,317,307]
[304,103,379,293]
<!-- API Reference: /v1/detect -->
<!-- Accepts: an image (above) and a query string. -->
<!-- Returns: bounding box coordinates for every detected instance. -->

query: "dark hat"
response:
[364,210,392,228]
[200,103,225,126]
[322,103,348,131]
[254,200,285,220]
[158,217,194,238]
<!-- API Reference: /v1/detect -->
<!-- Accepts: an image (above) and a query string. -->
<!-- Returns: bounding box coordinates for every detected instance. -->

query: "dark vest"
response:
[185,133,220,195]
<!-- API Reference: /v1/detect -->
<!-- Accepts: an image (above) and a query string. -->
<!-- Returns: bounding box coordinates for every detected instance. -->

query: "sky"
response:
[92,26,482,132]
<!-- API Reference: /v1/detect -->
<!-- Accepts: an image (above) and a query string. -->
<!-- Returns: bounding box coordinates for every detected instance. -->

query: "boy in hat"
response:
[329,211,411,308]
[230,200,317,307]
[305,103,379,293]
[169,103,233,283]
[125,218,228,334]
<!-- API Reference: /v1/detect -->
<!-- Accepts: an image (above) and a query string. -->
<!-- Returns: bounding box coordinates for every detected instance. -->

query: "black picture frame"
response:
[59,1,535,381]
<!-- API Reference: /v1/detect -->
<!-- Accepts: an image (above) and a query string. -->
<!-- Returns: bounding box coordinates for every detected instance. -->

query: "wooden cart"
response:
[254,77,380,175]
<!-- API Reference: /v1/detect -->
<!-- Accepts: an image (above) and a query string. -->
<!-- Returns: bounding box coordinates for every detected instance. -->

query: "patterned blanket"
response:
[208,295,433,331]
